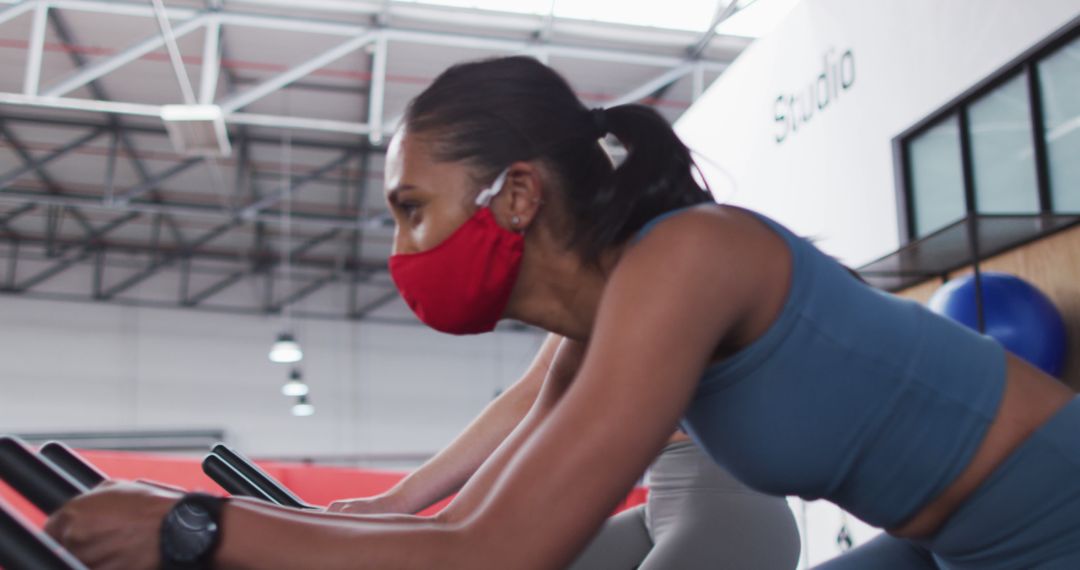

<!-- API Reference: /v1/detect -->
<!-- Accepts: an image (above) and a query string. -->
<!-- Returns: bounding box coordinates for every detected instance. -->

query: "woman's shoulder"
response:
[630,204,787,262]
[617,203,793,328]
[595,204,789,367]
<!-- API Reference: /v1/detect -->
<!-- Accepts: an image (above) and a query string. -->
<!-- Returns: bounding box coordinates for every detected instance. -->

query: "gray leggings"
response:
[569,440,800,570]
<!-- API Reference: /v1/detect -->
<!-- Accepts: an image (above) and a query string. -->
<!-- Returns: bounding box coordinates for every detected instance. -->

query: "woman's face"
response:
[383,131,479,256]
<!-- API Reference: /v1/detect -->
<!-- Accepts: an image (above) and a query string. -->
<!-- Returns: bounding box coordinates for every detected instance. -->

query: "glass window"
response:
[908,115,967,237]
[1038,35,1080,212]
[967,74,1040,214]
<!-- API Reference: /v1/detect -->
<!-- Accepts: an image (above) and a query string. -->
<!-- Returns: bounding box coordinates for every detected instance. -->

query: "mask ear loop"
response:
[475,167,512,207]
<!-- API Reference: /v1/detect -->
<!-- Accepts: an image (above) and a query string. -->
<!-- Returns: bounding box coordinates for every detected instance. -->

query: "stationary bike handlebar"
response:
[0,437,87,515]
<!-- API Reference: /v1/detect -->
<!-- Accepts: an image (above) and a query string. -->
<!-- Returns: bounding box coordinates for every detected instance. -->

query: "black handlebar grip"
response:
[210,444,313,509]
[0,498,87,570]
[0,437,88,515]
[201,454,277,503]
[39,442,107,490]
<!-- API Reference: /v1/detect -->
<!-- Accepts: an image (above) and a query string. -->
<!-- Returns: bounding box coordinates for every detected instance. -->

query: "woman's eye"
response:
[398,201,420,218]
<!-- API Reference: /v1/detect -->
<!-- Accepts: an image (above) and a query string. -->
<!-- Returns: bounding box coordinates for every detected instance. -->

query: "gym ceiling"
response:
[0,0,754,323]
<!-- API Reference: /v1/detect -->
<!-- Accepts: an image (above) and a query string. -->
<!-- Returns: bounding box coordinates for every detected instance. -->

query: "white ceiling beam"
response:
[385,112,403,135]
[41,13,209,98]
[0,0,734,140]
[217,32,375,114]
[383,28,728,71]
[603,63,700,108]
[0,92,162,116]
[0,187,379,231]
[0,2,36,27]
[217,11,362,36]
[18,0,734,71]
[537,0,556,43]
[226,113,371,136]
[198,16,221,105]
[22,2,48,96]
[4,0,749,57]
[375,0,392,26]
[0,92,374,135]
[367,35,388,145]
[43,0,198,20]
[226,0,382,15]
[689,0,742,59]
[691,62,706,101]
[385,27,530,55]
[150,0,197,105]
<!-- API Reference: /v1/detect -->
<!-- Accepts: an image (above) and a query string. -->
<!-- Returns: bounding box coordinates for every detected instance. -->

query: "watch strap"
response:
[160,493,228,570]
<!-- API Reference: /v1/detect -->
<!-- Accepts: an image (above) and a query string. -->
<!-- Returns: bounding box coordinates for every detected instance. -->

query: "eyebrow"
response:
[386,184,418,204]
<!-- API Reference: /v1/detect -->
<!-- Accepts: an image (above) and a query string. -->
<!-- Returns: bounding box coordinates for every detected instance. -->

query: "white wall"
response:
[677,0,1080,266]
[0,293,544,466]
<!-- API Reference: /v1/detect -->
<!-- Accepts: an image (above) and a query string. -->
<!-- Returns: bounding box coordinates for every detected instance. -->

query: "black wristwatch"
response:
[159,493,227,570]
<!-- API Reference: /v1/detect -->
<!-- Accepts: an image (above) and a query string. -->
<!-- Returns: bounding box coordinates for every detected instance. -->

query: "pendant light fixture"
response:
[291,394,315,417]
[281,368,309,396]
[268,129,303,364]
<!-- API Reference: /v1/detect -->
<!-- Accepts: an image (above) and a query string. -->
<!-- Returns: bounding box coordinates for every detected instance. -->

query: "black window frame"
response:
[894,13,1080,244]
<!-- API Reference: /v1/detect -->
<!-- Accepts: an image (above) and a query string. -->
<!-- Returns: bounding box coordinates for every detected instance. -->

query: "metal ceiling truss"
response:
[0,0,744,322]
[0,210,397,319]
[0,0,730,139]
[46,6,192,243]
[0,112,390,320]
[0,113,381,229]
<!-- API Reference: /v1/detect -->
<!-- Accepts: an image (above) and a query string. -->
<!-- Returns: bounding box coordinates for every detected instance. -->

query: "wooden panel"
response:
[895,278,945,305]
[947,225,1080,390]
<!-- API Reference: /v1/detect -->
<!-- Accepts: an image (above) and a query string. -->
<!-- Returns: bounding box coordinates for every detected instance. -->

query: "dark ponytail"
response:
[580,104,713,259]
[404,56,714,264]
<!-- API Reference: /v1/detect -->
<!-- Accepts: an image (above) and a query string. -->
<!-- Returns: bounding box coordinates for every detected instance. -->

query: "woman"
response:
[326,334,800,569]
[46,56,1079,569]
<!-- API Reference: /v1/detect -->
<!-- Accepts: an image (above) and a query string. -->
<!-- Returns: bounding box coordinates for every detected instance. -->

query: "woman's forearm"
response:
[230,496,421,522]
[213,335,571,568]
[389,378,538,511]
[214,316,680,570]
[382,334,561,513]
[215,500,470,570]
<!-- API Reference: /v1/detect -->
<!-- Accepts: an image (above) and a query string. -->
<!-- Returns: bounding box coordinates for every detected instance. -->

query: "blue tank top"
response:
[637,206,1006,528]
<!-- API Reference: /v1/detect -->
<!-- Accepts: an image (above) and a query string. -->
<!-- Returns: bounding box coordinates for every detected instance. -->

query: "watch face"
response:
[163,502,218,564]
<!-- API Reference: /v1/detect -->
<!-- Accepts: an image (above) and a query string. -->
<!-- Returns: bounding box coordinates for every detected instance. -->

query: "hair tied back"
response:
[588,107,608,139]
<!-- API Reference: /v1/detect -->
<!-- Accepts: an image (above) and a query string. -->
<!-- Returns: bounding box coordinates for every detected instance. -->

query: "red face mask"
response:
[388,169,525,334]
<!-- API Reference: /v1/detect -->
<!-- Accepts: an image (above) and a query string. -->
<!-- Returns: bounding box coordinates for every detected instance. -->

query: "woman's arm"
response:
[42,336,587,570]
[435,336,585,522]
[443,211,763,568]
[49,209,771,570]
[329,333,562,515]
[214,209,766,569]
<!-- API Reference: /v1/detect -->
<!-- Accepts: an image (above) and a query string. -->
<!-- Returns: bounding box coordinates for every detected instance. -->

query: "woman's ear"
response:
[496,161,544,233]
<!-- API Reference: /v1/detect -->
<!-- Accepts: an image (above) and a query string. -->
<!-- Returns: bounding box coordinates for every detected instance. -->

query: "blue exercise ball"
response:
[928,272,1068,378]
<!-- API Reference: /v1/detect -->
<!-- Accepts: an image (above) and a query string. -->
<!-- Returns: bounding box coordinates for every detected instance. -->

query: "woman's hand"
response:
[326,493,410,515]
[44,480,182,570]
